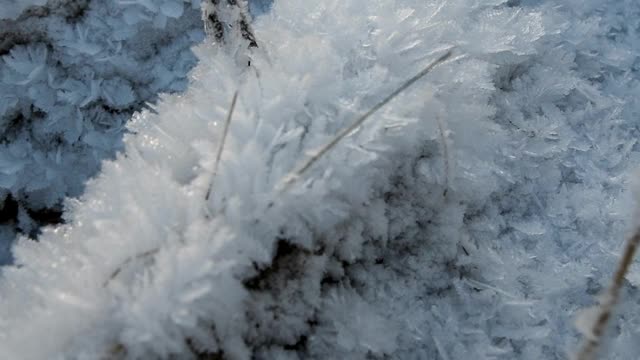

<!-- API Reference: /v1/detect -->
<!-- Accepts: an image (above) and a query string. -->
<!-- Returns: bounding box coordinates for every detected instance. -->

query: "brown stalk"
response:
[575,229,640,360]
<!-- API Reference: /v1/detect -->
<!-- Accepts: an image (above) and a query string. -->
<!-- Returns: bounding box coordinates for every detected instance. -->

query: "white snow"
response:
[1,0,640,359]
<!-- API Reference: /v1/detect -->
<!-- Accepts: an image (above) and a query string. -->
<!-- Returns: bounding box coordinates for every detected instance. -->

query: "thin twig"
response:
[575,230,640,360]
[205,91,239,202]
[279,49,454,191]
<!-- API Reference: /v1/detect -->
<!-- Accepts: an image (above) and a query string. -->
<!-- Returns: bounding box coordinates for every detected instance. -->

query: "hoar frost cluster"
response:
[0,0,204,240]
[1,0,640,359]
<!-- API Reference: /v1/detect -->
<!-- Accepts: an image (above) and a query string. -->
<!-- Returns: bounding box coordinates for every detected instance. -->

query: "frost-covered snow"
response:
[1,0,640,359]
[0,0,204,239]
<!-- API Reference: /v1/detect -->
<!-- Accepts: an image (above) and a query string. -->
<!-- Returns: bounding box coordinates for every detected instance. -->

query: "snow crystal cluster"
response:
[2,0,640,359]
[0,0,204,239]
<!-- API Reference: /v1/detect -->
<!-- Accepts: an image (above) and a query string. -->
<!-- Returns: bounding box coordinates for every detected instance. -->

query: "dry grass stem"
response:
[103,248,160,287]
[435,115,450,198]
[205,91,239,202]
[280,49,454,191]
[575,229,640,360]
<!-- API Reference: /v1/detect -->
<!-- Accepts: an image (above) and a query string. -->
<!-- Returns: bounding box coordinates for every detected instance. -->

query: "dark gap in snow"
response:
[186,338,225,360]
[58,0,90,22]
[25,205,64,229]
[243,237,323,356]
[282,334,309,352]
[243,238,311,291]
[0,194,18,224]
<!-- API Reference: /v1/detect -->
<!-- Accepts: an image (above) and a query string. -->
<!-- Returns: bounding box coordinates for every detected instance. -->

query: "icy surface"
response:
[1,0,640,359]
[0,0,204,241]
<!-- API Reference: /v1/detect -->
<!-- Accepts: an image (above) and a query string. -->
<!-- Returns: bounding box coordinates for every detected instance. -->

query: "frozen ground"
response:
[1,0,640,359]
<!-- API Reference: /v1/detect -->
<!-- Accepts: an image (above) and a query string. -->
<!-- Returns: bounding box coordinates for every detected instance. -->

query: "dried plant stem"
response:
[205,91,239,202]
[435,115,450,198]
[103,248,160,287]
[280,49,454,190]
[104,93,238,288]
[575,229,640,360]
